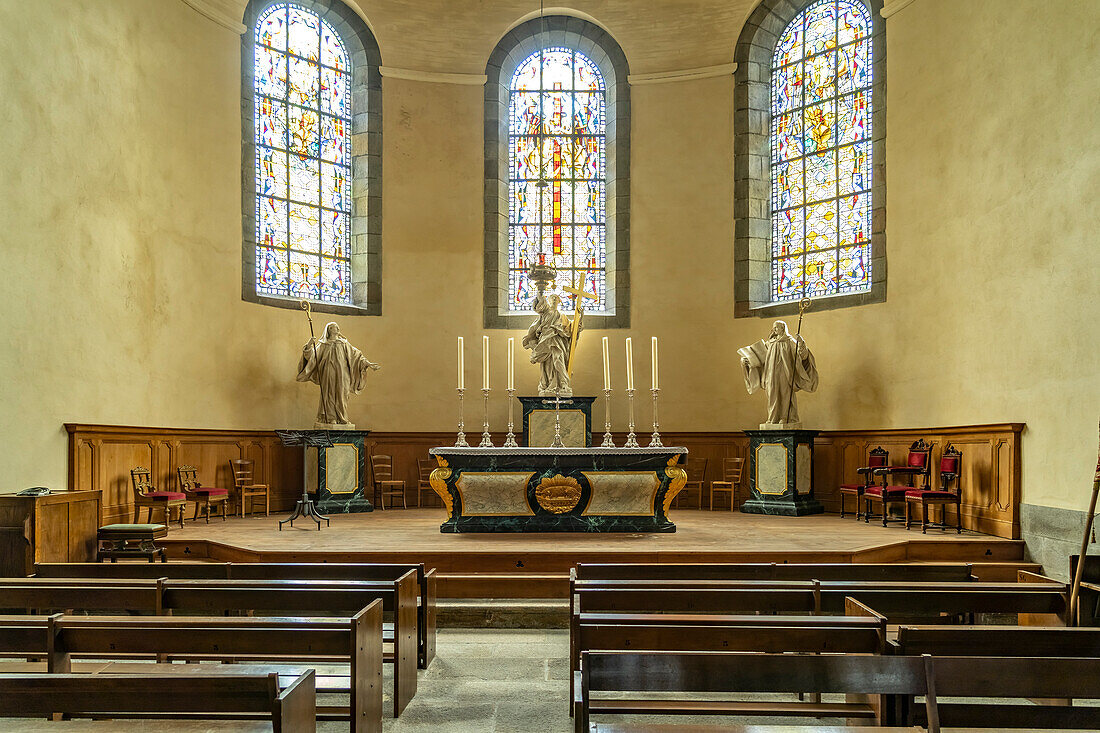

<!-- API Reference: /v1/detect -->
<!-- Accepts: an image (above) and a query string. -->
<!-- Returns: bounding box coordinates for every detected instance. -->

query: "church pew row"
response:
[0,575,417,717]
[575,650,1100,733]
[35,561,437,669]
[0,670,315,732]
[0,604,382,732]
[569,597,886,714]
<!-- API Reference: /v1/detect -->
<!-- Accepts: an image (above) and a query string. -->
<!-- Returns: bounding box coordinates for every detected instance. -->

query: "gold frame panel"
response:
[323,442,358,495]
[454,471,537,516]
[754,442,789,496]
[580,471,662,516]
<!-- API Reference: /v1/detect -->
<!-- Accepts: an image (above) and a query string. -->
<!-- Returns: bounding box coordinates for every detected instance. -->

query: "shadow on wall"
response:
[826,363,887,427]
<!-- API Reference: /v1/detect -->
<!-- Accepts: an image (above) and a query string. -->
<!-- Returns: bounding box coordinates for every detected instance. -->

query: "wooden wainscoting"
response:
[65,423,1022,538]
[65,424,304,525]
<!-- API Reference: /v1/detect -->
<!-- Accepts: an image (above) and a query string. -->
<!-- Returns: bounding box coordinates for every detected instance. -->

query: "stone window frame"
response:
[734,0,886,318]
[483,16,631,329]
[241,0,383,316]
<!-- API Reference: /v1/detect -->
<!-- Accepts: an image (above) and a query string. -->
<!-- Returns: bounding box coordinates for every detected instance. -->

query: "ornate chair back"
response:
[904,439,935,487]
[722,457,745,485]
[130,467,156,498]
[177,465,200,492]
[868,446,889,469]
[229,459,258,489]
[939,444,962,494]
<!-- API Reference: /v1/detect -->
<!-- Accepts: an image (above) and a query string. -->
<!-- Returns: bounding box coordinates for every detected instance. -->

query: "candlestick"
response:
[625,337,634,391]
[550,395,565,448]
[457,336,464,390]
[504,388,518,447]
[454,388,469,447]
[600,387,615,447]
[482,335,489,391]
[624,388,639,448]
[648,387,663,447]
[651,336,659,391]
[507,336,515,391]
[601,336,610,391]
[479,388,493,447]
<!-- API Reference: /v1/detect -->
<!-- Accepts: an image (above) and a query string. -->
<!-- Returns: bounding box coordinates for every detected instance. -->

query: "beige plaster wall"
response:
[0,0,1097,514]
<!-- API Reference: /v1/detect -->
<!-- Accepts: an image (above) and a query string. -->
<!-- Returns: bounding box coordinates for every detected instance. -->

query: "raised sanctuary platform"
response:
[428,446,687,533]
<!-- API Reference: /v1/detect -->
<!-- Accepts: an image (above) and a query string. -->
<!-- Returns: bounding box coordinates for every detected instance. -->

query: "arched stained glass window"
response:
[508,49,607,313]
[771,0,873,302]
[253,3,353,304]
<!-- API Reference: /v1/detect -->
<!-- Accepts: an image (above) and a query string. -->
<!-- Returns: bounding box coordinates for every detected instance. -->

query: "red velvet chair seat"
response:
[905,489,957,499]
[193,488,229,496]
[145,491,186,501]
[865,485,907,497]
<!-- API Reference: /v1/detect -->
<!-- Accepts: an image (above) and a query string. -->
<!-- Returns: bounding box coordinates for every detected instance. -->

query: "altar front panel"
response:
[427,447,688,533]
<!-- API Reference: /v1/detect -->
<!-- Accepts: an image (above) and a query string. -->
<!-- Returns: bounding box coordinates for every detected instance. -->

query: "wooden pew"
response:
[33,606,382,733]
[35,560,437,668]
[571,562,975,587]
[0,670,315,731]
[0,575,418,717]
[892,624,1100,657]
[576,650,1100,732]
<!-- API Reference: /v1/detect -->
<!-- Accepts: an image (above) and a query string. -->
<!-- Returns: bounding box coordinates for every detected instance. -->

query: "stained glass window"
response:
[771,0,872,302]
[507,48,607,313]
[253,3,352,304]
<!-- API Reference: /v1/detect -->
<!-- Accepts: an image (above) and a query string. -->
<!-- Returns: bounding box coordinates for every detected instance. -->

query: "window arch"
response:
[734,0,884,316]
[484,16,630,328]
[242,0,382,315]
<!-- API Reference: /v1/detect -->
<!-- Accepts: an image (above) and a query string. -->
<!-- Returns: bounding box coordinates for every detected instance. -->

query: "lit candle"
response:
[601,336,610,391]
[457,336,464,390]
[507,337,515,391]
[625,337,634,391]
[482,335,490,390]
[651,336,659,391]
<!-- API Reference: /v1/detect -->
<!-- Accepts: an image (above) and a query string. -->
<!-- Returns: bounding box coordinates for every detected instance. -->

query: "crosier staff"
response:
[783,297,812,424]
[300,299,329,425]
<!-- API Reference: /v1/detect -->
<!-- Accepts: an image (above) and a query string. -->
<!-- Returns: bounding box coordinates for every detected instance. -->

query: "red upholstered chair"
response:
[864,439,935,527]
[906,444,963,533]
[177,465,229,523]
[130,467,186,529]
[838,446,888,519]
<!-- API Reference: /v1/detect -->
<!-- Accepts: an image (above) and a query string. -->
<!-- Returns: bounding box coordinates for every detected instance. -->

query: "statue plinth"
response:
[314,421,356,430]
[760,421,802,430]
[740,428,824,516]
[287,428,374,514]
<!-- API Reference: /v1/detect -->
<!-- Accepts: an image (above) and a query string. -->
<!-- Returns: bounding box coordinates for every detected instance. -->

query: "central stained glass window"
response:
[771,0,872,302]
[508,48,606,313]
[253,3,352,304]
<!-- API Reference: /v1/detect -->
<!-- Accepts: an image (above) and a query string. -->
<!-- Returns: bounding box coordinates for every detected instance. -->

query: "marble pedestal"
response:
[740,429,824,516]
[295,429,373,513]
[519,396,595,447]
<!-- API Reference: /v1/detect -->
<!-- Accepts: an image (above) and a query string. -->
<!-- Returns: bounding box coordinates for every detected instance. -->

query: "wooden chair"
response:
[371,454,406,510]
[906,444,963,533]
[416,458,435,507]
[129,467,185,529]
[839,446,889,519]
[865,439,935,527]
[674,457,707,509]
[709,457,744,510]
[229,459,269,517]
[176,465,228,523]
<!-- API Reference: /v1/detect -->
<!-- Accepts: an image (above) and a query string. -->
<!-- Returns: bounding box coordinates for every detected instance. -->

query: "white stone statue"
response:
[297,321,380,429]
[738,319,818,429]
[522,293,581,397]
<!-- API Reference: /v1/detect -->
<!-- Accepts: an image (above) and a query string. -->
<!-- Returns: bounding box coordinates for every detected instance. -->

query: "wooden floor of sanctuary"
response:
[163,508,1029,579]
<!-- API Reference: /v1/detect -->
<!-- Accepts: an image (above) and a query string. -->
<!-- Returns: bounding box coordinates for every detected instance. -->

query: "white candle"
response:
[625,337,634,391]
[651,336,659,391]
[601,336,610,391]
[457,337,464,390]
[507,337,515,391]
[482,335,490,390]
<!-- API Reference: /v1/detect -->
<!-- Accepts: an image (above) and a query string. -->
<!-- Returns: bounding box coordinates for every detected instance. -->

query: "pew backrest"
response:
[893,625,1100,657]
[572,562,975,584]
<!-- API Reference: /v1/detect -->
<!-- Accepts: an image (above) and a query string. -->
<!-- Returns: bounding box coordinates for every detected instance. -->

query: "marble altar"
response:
[427,446,688,533]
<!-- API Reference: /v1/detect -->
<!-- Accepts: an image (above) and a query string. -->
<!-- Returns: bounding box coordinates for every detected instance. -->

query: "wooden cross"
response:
[560,285,597,379]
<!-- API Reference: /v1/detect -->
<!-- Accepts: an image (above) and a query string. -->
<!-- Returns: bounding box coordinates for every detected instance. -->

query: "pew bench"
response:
[571,562,976,588]
[0,671,315,732]
[576,650,1100,732]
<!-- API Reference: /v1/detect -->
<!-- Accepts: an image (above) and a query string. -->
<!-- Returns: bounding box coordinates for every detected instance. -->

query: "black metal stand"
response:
[276,430,332,531]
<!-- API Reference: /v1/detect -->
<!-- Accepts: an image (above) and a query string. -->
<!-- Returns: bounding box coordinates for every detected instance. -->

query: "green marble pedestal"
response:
[740,429,824,516]
[519,396,595,447]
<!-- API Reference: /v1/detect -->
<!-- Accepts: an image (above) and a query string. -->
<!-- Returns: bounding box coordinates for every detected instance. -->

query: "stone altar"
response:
[740,429,823,516]
[427,446,688,533]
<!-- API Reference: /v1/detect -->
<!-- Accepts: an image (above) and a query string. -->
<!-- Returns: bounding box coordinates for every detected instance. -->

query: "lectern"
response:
[275,429,332,530]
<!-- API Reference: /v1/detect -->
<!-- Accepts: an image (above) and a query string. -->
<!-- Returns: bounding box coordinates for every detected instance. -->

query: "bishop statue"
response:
[738,319,819,428]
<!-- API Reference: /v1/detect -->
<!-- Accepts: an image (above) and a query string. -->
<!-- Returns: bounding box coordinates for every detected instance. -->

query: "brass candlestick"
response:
[503,388,519,447]
[454,388,469,447]
[624,389,640,448]
[479,388,494,447]
[550,395,565,448]
[648,387,664,447]
[600,388,615,447]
